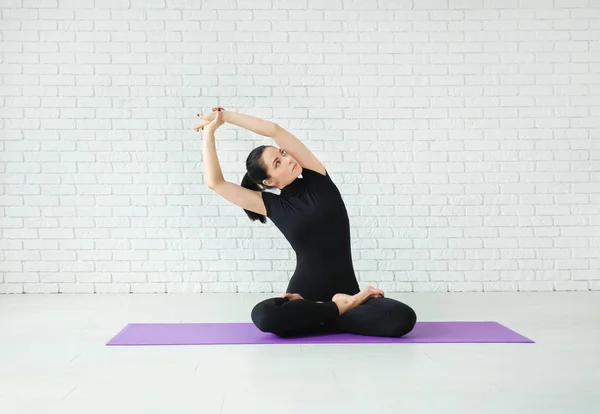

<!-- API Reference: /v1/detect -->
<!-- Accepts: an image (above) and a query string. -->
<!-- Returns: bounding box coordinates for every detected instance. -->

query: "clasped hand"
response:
[194,106,225,133]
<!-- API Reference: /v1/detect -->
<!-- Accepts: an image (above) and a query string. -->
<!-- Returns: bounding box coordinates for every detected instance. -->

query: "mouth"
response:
[292,163,297,171]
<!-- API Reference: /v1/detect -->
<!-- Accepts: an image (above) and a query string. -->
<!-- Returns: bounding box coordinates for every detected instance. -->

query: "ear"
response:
[262,178,275,187]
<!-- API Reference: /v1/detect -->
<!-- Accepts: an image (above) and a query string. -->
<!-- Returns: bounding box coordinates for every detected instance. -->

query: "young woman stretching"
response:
[195,107,417,338]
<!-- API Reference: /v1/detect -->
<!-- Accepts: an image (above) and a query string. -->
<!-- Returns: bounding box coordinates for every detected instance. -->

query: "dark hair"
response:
[240,145,275,224]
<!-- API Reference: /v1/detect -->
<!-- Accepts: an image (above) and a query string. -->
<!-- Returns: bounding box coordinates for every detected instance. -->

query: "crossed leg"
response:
[336,296,417,337]
[251,287,416,338]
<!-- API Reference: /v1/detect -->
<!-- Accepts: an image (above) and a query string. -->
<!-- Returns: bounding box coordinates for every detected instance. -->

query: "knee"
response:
[251,297,285,334]
[386,303,417,338]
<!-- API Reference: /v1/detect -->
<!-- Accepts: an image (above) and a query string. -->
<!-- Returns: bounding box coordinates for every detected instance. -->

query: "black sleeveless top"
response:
[261,168,360,302]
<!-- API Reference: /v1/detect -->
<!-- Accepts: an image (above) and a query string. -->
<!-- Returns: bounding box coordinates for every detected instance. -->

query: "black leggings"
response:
[251,296,417,338]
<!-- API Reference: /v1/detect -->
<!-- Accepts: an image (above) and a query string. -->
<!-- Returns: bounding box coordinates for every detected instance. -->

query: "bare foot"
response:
[332,286,384,315]
[364,285,385,300]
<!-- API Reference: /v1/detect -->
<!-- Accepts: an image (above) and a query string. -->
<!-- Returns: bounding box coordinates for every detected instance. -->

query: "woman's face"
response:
[261,146,302,189]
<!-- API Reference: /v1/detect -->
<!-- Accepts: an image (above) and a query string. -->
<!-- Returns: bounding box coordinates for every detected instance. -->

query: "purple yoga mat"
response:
[106,322,534,346]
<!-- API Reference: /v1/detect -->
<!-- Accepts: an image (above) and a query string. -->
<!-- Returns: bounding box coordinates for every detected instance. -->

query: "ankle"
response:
[332,294,357,315]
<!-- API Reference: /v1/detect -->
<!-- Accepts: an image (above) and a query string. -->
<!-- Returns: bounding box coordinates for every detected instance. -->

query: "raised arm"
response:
[196,109,267,218]
[196,108,326,176]
[221,111,279,137]
[198,109,226,187]
[197,108,278,137]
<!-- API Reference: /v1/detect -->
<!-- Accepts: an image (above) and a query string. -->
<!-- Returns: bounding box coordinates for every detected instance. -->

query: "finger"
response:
[193,121,209,131]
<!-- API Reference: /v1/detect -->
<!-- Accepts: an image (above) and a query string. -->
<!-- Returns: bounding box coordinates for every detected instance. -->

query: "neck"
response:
[281,173,303,193]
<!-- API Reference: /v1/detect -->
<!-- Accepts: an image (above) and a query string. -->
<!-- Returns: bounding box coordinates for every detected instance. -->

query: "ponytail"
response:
[241,171,268,224]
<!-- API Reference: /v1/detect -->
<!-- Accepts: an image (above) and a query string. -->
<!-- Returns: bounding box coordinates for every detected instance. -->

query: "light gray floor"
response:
[1,292,599,414]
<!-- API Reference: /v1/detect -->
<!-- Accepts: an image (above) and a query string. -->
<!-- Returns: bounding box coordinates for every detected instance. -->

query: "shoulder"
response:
[302,163,327,176]
[301,166,330,179]
[300,167,334,189]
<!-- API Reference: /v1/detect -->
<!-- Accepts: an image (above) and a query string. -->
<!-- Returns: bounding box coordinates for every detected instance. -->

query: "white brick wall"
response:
[1,0,599,294]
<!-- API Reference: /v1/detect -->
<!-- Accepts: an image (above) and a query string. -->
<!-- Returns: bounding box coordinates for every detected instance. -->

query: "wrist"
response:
[221,110,233,123]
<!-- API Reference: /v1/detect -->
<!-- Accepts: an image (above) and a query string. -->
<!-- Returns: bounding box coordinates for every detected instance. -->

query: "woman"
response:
[195,107,417,338]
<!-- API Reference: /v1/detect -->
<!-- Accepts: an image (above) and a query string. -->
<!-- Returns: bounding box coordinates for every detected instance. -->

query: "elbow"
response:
[207,180,224,190]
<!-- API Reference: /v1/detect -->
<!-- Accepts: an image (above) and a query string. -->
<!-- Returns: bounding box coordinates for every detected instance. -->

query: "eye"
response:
[276,150,286,167]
